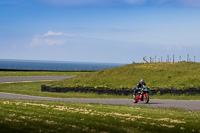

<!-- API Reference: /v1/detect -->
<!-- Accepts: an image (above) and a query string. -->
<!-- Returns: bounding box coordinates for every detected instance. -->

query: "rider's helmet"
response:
[140,79,145,85]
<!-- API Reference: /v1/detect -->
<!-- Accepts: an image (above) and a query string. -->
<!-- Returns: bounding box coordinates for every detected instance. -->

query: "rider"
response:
[137,79,146,89]
[134,79,147,99]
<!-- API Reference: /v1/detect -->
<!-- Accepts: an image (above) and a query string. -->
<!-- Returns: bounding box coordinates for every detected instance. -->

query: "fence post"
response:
[168,55,169,63]
[143,57,144,63]
[166,55,169,63]
[150,57,151,63]
[173,54,175,63]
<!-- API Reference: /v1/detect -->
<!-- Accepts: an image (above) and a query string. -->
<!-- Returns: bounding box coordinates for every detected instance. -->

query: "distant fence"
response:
[143,54,197,63]
[41,85,200,96]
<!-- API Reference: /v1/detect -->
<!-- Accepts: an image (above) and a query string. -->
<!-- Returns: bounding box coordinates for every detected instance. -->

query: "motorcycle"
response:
[132,86,149,104]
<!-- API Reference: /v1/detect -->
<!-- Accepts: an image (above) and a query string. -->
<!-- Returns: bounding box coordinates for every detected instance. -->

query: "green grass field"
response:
[0,67,199,132]
[0,82,129,99]
[0,71,88,77]
[0,82,200,100]
[1,63,200,100]
[0,99,199,133]
[52,62,200,89]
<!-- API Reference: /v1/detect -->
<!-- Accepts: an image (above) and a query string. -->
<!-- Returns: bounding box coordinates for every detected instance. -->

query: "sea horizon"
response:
[0,58,126,71]
[0,58,127,65]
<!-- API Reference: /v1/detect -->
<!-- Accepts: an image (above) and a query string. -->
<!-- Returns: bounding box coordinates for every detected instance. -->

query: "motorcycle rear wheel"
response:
[133,95,138,103]
[133,99,138,103]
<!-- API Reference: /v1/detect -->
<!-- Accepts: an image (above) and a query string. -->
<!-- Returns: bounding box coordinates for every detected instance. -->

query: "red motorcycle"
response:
[132,87,149,104]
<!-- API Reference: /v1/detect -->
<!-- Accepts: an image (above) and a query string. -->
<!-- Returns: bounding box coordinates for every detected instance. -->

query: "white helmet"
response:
[140,79,145,84]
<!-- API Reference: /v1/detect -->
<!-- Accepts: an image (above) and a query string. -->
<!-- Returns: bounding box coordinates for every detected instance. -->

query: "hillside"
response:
[52,62,200,89]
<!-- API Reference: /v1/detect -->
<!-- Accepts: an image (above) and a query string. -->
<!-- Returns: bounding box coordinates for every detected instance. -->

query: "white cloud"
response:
[151,0,200,7]
[43,30,74,37]
[11,44,18,49]
[29,34,41,47]
[39,0,147,6]
[182,0,200,7]
[29,34,66,47]
[43,39,66,46]
[40,0,97,6]
[124,0,146,4]
[38,0,200,7]
[28,30,74,47]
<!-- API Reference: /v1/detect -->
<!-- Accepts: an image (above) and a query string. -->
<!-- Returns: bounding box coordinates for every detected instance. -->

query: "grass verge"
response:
[0,82,200,100]
[0,99,199,133]
[52,62,200,89]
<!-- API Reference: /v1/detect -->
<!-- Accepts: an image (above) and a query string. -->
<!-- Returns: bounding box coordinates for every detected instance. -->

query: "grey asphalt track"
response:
[0,76,75,83]
[0,92,200,111]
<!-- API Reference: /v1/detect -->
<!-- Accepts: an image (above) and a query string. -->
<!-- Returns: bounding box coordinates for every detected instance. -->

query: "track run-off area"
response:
[0,76,75,83]
[0,76,200,111]
[0,92,200,111]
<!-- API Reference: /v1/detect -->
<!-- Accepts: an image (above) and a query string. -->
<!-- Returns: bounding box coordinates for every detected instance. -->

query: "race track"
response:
[0,76,75,83]
[0,76,199,111]
[0,92,199,111]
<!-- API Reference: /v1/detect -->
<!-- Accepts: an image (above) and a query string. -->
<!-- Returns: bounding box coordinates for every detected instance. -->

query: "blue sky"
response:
[0,0,200,63]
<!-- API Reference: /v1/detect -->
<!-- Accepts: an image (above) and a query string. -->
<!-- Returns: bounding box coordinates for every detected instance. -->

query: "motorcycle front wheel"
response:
[144,94,149,104]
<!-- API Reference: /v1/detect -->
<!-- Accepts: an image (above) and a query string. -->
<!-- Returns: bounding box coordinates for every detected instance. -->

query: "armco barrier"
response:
[41,85,200,96]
